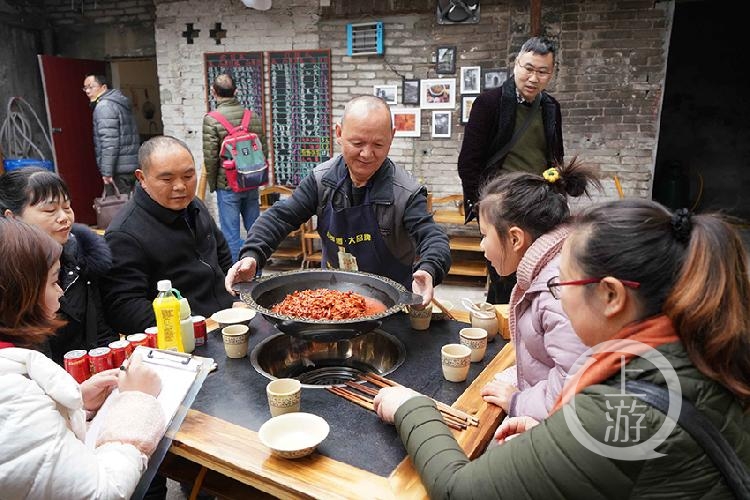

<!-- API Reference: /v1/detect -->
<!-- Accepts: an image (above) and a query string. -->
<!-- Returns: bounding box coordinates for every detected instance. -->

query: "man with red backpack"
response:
[202,73,268,262]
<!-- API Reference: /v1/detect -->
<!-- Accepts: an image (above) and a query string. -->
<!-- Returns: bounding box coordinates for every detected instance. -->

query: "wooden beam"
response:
[530,0,542,36]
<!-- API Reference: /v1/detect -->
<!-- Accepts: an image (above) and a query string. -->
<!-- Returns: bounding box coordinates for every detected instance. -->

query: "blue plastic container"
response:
[3,158,55,172]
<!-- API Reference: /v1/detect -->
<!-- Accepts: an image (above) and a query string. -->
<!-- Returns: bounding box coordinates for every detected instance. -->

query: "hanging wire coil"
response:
[0,96,53,161]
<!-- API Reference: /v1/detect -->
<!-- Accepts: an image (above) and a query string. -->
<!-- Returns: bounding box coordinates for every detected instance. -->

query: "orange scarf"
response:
[551,315,680,413]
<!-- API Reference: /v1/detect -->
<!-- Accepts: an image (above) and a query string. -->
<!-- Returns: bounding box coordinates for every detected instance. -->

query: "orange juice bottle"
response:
[152,280,184,352]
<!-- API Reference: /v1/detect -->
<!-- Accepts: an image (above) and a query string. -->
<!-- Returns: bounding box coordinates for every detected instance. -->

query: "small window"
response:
[346,22,384,56]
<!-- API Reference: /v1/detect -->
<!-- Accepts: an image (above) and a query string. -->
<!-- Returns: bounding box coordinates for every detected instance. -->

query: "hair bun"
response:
[671,208,692,242]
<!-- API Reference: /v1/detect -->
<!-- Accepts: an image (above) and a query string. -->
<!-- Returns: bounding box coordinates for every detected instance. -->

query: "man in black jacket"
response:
[101,135,236,335]
[226,96,451,306]
[83,74,140,195]
[457,37,563,303]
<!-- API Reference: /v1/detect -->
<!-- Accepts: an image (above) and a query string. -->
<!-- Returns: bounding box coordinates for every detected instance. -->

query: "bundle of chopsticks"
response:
[326,372,479,431]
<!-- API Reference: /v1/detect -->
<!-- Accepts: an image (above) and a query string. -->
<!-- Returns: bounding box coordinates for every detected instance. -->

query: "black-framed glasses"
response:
[515,60,553,80]
[546,276,641,299]
[82,84,99,92]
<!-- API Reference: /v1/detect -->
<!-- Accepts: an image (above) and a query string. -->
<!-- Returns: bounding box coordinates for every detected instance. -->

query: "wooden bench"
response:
[301,216,322,268]
[259,185,304,264]
[428,193,487,279]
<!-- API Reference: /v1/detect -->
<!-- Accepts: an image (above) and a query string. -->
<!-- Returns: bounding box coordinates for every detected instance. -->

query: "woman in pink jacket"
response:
[478,159,600,423]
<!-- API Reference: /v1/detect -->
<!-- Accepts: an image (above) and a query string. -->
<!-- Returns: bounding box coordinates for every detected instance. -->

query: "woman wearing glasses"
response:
[475,159,599,424]
[374,199,750,498]
[0,168,116,364]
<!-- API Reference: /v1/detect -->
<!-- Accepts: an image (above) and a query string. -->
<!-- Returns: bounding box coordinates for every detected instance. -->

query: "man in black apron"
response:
[225,96,451,306]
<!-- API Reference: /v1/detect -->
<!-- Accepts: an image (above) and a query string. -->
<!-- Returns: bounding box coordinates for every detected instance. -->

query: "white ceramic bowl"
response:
[210,308,256,329]
[258,412,330,459]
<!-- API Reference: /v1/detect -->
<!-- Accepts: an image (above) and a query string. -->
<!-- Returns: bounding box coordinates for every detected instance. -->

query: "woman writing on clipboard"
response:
[0,218,166,499]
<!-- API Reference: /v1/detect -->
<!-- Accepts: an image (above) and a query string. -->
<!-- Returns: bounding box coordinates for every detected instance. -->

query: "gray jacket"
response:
[92,89,140,177]
[240,155,451,285]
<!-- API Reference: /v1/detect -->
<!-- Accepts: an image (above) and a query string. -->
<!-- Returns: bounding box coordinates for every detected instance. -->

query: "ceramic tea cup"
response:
[221,324,250,358]
[441,343,472,382]
[459,327,488,362]
[266,378,302,417]
[409,304,433,330]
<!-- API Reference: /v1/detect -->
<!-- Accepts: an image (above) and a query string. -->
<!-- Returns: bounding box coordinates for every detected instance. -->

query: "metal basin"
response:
[251,329,405,388]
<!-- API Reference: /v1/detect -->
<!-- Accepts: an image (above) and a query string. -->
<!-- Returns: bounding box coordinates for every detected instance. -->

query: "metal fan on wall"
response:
[437,0,480,25]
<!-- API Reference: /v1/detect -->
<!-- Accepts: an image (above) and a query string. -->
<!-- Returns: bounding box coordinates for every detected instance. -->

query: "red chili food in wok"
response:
[271,289,387,320]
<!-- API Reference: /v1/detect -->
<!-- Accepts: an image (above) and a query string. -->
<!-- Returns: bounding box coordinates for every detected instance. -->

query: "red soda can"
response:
[63,349,90,383]
[88,347,113,374]
[108,339,132,367]
[126,333,150,349]
[192,315,207,346]
[144,326,158,348]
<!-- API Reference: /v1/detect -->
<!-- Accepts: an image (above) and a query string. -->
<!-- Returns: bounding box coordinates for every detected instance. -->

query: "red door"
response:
[38,55,106,225]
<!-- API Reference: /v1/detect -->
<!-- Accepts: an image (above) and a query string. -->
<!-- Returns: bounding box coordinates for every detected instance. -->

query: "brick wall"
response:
[153,0,672,208]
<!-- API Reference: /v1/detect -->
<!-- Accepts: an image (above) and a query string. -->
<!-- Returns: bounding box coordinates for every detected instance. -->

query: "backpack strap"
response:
[240,109,252,130]
[207,111,235,133]
[625,380,750,497]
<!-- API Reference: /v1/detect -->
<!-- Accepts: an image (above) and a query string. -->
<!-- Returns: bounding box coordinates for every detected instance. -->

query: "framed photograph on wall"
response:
[461,96,477,124]
[432,111,452,138]
[420,78,456,110]
[483,68,508,90]
[402,79,420,105]
[391,108,421,137]
[373,84,398,105]
[460,66,481,94]
[435,45,456,74]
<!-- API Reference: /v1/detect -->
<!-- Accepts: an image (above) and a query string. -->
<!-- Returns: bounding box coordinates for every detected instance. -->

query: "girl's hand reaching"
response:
[480,379,518,412]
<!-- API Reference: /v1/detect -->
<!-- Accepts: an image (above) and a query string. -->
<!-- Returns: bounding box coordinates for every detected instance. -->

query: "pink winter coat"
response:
[504,225,588,421]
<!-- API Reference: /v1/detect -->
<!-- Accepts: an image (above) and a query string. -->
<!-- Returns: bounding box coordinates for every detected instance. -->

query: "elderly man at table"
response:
[101,135,237,335]
[226,95,451,305]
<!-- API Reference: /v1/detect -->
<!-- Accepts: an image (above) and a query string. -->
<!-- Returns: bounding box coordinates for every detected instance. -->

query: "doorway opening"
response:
[654,1,749,219]
[111,58,163,142]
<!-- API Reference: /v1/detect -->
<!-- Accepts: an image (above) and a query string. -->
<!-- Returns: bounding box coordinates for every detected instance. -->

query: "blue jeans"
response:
[216,188,260,262]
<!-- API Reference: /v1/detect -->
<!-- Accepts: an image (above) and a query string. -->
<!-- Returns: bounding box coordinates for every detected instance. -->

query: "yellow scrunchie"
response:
[543,167,560,183]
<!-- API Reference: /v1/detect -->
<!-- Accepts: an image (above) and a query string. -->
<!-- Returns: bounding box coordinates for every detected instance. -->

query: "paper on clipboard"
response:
[84,346,214,448]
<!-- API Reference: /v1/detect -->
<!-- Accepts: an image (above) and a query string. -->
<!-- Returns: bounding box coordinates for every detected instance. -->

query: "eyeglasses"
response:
[82,84,99,92]
[546,276,640,299]
[515,61,553,80]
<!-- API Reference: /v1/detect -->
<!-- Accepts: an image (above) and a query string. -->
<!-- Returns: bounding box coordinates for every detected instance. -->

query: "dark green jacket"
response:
[202,97,266,192]
[395,341,750,499]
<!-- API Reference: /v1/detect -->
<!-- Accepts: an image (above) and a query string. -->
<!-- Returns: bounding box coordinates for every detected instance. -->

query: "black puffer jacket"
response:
[92,89,140,177]
[101,185,235,334]
[47,224,116,365]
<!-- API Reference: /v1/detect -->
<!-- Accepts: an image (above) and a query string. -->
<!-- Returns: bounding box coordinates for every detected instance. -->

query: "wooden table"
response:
[162,318,516,499]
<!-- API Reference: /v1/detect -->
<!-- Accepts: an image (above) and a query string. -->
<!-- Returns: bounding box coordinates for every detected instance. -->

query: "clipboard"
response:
[85,346,215,499]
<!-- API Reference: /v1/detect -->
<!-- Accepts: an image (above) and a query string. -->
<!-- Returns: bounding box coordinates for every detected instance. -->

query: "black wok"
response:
[233,269,422,341]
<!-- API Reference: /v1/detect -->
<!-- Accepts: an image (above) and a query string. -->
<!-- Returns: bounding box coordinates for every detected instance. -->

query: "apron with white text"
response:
[318,174,413,290]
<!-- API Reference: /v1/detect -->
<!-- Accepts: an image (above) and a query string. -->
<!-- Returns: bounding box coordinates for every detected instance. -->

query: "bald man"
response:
[226,95,451,305]
[101,135,236,335]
